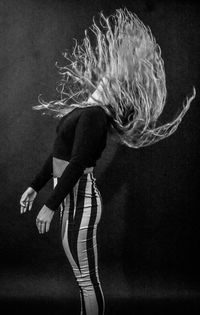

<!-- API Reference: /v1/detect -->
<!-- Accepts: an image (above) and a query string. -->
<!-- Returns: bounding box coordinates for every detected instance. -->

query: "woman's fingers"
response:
[40,222,46,234]
[20,205,25,214]
[36,218,48,234]
[25,201,30,212]
[28,201,33,211]
[20,194,27,212]
[20,199,25,213]
[36,206,54,233]
[45,221,50,233]
[21,189,44,231]
[36,220,50,234]
[20,199,29,213]
[36,219,42,233]
[20,191,35,213]
[20,206,26,214]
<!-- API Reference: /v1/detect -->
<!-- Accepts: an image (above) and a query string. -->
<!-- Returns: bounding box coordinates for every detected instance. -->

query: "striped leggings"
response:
[53,172,105,315]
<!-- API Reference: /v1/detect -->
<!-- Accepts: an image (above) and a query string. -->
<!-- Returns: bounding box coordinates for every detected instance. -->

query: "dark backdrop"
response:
[0,0,200,314]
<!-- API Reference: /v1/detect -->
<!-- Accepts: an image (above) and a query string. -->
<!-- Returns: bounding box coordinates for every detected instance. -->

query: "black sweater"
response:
[30,106,109,211]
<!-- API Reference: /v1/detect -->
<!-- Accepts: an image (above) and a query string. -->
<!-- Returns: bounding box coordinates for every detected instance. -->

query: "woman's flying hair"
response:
[33,8,196,148]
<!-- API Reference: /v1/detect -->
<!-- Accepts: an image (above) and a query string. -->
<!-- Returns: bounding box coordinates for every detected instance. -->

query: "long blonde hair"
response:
[33,8,196,148]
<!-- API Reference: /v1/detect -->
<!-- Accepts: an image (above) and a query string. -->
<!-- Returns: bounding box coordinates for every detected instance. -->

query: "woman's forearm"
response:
[30,153,53,192]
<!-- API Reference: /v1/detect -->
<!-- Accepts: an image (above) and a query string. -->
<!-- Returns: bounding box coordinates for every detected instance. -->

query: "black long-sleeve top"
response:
[30,106,109,211]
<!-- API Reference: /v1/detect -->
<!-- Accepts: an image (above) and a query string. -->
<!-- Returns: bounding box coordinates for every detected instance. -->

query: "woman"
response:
[19,8,195,315]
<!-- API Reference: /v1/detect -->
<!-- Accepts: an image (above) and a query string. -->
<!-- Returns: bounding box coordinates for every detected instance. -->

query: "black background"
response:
[0,0,200,314]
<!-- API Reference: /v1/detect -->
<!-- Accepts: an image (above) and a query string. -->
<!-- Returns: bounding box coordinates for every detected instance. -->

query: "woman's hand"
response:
[20,187,37,214]
[36,205,55,234]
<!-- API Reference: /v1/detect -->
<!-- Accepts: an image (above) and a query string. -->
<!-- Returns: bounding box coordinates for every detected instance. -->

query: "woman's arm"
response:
[20,154,53,217]
[44,107,108,211]
[29,153,53,192]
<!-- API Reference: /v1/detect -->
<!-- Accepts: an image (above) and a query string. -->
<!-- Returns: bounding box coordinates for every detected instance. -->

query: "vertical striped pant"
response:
[54,172,105,315]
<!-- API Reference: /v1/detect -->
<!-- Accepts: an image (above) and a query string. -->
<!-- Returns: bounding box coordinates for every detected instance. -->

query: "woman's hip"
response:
[54,172,102,222]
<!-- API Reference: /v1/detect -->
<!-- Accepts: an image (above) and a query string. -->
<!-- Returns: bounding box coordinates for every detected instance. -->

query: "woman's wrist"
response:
[44,204,56,212]
[29,186,38,193]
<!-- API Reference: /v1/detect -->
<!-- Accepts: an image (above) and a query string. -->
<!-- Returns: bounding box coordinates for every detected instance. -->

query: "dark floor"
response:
[1,297,200,315]
[0,263,200,315]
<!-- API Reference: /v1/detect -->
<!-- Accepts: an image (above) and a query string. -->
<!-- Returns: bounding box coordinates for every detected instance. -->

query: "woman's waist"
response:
[53,157,94,177]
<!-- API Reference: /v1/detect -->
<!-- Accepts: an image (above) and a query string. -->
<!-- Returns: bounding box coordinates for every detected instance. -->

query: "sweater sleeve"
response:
[44,108,107,211]
[29,153,53,192]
